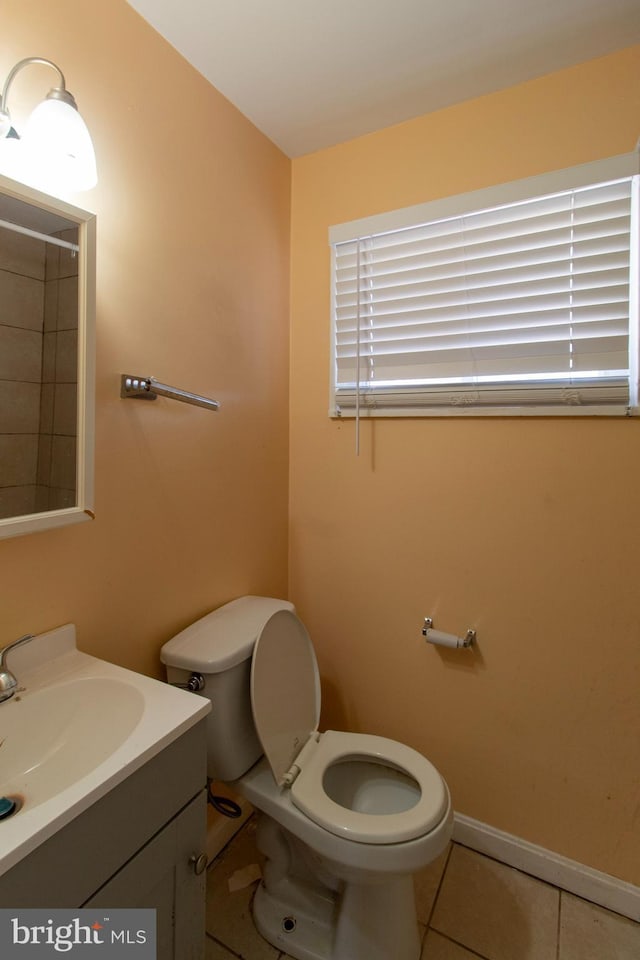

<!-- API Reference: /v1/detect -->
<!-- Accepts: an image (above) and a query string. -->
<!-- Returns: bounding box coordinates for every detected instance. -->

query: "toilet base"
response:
[252,872,421,960]
[253,878,334,960]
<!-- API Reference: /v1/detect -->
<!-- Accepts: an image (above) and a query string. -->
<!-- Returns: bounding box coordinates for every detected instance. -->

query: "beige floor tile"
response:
[415,844,452,924]
[430,846,559,960]
[559,892,640,960]
[422,929,486,958]
[206,820,279,960]
[205,935,241,958]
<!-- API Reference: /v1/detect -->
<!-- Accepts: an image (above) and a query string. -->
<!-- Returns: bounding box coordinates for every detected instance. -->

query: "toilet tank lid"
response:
[160,596,295,673]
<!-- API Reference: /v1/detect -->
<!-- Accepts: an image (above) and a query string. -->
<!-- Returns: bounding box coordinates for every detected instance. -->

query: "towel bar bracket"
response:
[121,375,157,401]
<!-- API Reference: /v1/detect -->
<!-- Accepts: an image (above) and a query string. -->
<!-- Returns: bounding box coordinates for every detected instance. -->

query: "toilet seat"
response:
[251,610,449,845]
[290,729,448,844]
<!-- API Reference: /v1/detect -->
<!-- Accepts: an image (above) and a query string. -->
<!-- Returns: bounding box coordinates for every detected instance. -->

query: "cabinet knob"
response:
[190,853,208,876]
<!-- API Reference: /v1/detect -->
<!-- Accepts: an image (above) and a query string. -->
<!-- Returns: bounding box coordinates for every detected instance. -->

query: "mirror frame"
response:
[0,174,96,540]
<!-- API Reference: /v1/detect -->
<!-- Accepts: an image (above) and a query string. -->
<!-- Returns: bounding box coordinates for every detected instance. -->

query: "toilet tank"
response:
[160,596,294,781]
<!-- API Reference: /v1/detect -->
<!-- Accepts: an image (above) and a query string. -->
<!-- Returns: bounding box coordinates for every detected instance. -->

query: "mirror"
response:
[0,174,95,540]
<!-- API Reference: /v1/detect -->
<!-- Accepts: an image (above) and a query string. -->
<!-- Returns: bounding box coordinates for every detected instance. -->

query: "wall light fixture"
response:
[0,57,97,193]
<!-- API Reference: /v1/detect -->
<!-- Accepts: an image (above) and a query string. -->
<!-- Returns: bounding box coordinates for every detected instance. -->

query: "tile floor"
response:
[205,817,640,960]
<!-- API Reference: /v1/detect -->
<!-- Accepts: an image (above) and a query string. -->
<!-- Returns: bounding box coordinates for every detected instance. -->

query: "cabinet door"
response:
[84,790,207,960]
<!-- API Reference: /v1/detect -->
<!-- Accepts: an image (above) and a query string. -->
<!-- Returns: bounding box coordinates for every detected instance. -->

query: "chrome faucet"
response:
[0,634,34,703]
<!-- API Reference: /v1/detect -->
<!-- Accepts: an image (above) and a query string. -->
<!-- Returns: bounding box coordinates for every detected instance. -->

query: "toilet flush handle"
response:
[170,673,205,693]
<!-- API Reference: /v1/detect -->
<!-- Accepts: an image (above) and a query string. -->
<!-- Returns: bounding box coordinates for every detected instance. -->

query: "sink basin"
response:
[0,677,145,809]
[0,623,210,878]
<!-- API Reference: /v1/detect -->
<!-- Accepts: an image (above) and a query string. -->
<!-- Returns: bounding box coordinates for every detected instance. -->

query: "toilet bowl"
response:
[286,729,449,844]
[236,753,452,960]
[236,750,452,878]
[161,596,453,960]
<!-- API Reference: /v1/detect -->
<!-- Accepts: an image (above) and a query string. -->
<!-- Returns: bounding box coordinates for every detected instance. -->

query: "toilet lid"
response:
[250,609,321,786]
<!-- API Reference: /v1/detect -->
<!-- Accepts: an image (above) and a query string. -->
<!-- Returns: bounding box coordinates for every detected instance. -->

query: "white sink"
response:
[0,677,145,809]
[0,624,210,877]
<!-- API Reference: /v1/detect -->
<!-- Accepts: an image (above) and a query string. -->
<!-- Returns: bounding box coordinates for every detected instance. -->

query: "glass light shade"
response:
[0,137,40,187]
[21,97,97,192]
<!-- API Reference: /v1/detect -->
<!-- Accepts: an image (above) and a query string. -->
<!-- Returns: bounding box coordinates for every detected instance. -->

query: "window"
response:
[330,153,639,417]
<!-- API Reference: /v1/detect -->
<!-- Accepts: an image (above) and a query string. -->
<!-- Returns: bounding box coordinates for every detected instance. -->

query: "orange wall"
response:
[290,46,640,884]
[3,2,639,887]
[0,0,291,677]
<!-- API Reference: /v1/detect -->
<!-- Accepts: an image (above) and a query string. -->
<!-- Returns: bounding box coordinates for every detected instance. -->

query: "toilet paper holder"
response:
[422,617,476,649]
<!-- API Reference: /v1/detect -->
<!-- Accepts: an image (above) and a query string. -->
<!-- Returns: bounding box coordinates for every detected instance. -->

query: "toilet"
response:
[161,596,452,960]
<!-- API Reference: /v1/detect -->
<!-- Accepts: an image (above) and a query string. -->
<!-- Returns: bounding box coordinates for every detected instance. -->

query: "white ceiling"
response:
[127,0,640,157]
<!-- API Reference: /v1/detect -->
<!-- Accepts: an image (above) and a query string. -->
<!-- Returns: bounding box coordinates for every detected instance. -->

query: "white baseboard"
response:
[453,813,640,922]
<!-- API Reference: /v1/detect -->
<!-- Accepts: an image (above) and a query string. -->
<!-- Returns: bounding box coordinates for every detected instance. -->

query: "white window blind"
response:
[330,153,640,417]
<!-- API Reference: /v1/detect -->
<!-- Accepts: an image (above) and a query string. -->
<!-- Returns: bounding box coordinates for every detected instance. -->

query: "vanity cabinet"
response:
[84,790,206,959]
[0,722,208,960]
